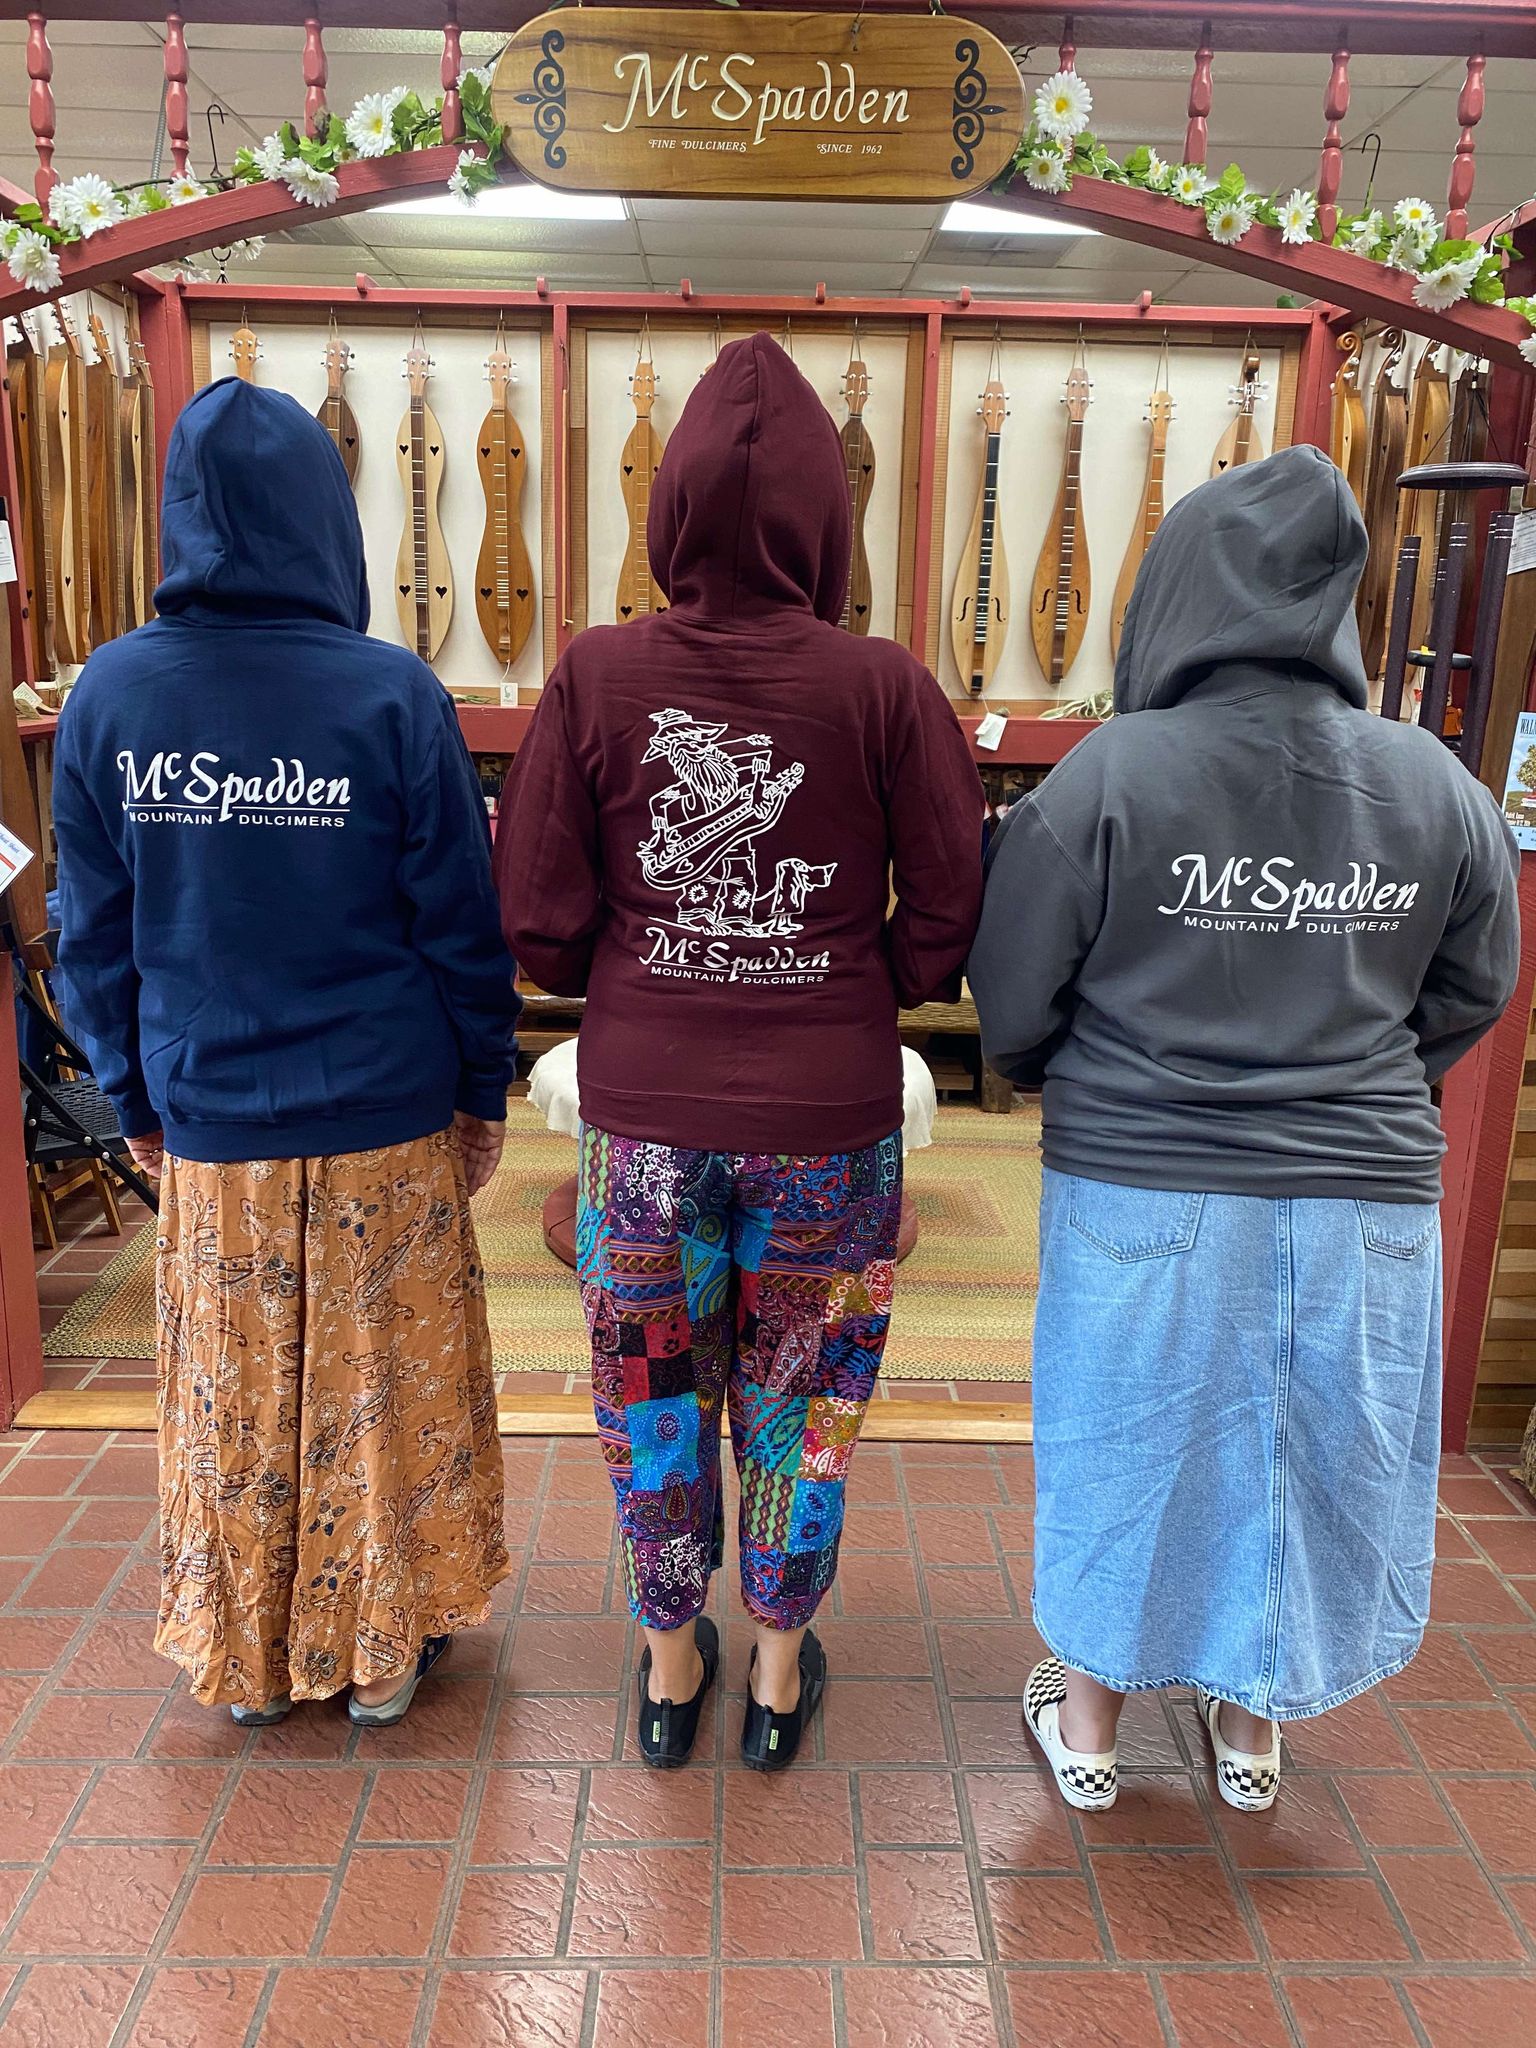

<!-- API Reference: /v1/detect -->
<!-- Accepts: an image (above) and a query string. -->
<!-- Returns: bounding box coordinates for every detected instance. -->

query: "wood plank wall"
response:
[1475,994,1536,1440]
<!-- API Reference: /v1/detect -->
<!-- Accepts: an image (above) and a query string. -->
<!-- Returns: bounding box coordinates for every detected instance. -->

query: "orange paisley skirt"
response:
[154,1127,509,1709]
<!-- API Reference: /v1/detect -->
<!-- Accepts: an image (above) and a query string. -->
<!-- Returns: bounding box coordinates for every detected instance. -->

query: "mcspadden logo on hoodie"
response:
[636,708,837,985]
[117,750,351,828]
[1159,853,1420,935]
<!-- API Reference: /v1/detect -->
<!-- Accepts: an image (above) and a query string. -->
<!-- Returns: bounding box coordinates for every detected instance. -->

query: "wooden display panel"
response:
[197,311,552,706]
[574,314,921,640]
[1473,996,1536,1441]
[930,322,1298,708]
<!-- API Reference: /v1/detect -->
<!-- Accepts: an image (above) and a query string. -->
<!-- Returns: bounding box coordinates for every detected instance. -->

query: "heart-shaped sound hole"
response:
[480,444,491,458]
[510,446,521,458]
[623,464,633,477]
[398,442,409,456]
[398,583,411,597]
[345,434,356,449]
[434,585,447,599]
[856,603,867,615]
[516,588,529,600]
[619,604,633,619]
[480,586,492,599]
[429,444,440,456]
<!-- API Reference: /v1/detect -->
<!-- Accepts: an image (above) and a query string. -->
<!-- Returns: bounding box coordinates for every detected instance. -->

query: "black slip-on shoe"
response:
[636,1615,719,1769]
[740,1629,827,1773]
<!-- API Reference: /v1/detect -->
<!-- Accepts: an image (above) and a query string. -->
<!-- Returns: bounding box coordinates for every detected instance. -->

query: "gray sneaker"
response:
[230,1693,292,1729]
[348,1635,452,1729]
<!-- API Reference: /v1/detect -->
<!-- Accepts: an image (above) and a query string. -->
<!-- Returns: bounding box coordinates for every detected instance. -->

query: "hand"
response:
[125,1130,165,1182]
[454,1112,506,1197]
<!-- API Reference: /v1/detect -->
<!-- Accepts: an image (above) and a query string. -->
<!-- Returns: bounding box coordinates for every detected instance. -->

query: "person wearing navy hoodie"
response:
[495,333,982,1770]
[52,379,519,1729]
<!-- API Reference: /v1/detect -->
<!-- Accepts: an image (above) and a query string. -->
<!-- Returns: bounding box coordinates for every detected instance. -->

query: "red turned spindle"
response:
[303,16,328,139]
[1446,49,1486,239]
[1184,22,1214,169]
[1058,15,1076,73]
[1317,40,1351,241]
[441,5,463,144]
[164,12,190,176]
[26,11,56,210]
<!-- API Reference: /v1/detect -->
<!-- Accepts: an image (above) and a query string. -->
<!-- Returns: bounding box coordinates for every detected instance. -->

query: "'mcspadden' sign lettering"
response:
[492,9,1025,202]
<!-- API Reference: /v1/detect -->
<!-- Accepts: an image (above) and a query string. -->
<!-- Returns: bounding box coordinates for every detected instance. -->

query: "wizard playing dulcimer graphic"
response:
[638,708,835,939]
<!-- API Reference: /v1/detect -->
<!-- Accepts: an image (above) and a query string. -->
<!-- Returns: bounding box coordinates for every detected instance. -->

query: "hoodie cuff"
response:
[455,1072,510,1123]
[113,1083,163,1143]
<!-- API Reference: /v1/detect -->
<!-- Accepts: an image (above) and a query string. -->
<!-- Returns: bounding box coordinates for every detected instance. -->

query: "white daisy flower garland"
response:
[0,59,506,292]
[1001,56,1533,354]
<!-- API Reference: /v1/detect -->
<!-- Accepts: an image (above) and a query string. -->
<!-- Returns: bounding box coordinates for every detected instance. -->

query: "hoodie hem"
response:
[1038,1136,1443,1207]
[578,1082,902,1160]
[160,1094,458,1167]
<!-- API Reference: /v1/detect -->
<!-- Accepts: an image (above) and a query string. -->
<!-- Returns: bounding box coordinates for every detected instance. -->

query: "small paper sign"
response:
[1510,511,1536,579]
[0,818,38,890]
[0,519,17,587]
[1499,709,1536,852]
[974,710,1008,752]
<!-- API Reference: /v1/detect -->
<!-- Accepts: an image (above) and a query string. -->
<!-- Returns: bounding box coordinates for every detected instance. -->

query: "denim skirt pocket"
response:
[1355,1199,1438,1259]
[1066,1180,1205,1263]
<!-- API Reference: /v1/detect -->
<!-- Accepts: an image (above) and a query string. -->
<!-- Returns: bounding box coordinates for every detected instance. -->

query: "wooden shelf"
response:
[17,697,1096,769]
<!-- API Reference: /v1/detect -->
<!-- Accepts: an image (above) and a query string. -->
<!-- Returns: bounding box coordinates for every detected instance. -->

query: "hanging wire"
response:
[1357,131,1383,209]
[203,101,229,177]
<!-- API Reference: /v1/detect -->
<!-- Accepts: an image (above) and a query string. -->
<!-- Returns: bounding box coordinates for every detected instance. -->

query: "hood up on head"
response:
[648,330,850,625]
[154,376,369,631]
[1113,442,1369,714]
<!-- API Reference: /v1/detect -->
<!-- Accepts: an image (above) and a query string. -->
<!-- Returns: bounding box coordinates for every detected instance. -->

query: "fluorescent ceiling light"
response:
[941,200,1098,238]
[376,187,626,221]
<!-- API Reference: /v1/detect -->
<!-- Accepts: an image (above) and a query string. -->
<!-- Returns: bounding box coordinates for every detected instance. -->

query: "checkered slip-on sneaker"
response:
[1196,1686,1281,1812]
[1022,1657,1119,1811]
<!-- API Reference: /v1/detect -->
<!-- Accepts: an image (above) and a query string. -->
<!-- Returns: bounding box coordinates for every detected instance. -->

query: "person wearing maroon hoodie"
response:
[495,333,981,1770]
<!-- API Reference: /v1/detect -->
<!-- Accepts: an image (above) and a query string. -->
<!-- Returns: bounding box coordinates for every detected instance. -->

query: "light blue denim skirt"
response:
[1031,1167,1442,1720]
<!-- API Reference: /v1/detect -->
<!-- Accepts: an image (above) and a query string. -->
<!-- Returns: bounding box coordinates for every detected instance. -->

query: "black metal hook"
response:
[1358,130,1383,204]
[204,99,230,178]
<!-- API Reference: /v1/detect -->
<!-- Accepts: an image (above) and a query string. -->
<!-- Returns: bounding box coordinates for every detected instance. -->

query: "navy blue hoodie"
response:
[53,377,518,1164]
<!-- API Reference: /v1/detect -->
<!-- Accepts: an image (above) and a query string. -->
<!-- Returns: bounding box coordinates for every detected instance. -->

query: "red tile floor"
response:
[2,1203,1533,2046]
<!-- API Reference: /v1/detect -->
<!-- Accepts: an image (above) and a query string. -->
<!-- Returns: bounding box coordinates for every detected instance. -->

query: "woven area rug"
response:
[45,1099,1041,1382]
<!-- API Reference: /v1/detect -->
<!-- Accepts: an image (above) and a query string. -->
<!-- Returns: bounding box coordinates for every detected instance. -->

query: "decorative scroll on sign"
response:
[492,9,1025,201]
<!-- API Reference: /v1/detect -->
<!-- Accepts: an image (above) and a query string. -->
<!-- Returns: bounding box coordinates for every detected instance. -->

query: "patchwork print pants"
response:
[576,1126,903,1631]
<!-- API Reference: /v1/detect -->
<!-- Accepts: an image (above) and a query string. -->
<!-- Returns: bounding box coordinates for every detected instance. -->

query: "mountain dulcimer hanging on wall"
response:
[85,311,125,648]
[120,333,159,630]
[1439,359,1490,546]
[228,323,261,382]
[950,374,1009,697]
[1210,347,1266,477]
[7,314,56,677]
[839,349,875,635]
[316,323,360,484]
[1110,383,1173,661]
[1356,334,1408,678]
[474,320,536,667]
[616,346,668,623]
[1329,332,1368,512]
[1394,343,1453,649]
[395,326,452,663]
[46,305,92,665]
[1031,364,1092,687]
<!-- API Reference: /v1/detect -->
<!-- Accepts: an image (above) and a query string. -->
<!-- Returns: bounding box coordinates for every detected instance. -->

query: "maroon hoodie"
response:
[494,332,982,1155]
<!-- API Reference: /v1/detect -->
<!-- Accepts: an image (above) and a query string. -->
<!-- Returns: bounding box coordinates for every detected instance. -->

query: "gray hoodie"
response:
[968,443,1520,1203]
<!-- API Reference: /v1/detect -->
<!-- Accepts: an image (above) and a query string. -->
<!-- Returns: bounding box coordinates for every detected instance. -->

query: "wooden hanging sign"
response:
[492,8,1025,202]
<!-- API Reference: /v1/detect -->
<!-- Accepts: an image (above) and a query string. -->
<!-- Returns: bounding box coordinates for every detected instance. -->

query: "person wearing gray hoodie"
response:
[969,444,1519,1816]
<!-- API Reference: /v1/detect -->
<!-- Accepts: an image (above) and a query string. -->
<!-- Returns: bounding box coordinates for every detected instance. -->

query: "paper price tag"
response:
[0,818,38,890]
[974,710,1008,753]
[1509,511,1536,579]
[0,520,17,587]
